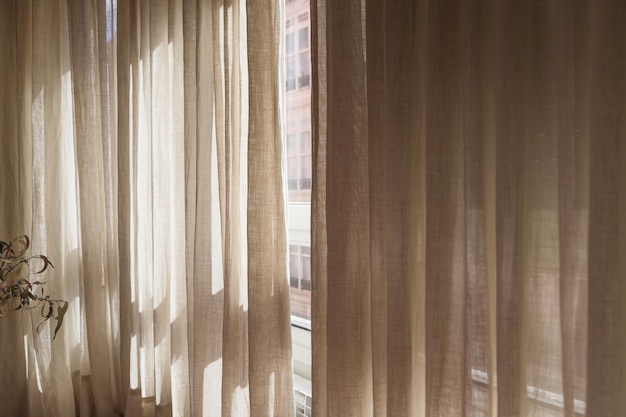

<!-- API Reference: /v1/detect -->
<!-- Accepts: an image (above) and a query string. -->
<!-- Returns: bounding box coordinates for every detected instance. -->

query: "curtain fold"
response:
[1,0,293,416]
[587,2,626,415]
[312,1,625,416]
[1,1,81,416]
[0,1,34,415]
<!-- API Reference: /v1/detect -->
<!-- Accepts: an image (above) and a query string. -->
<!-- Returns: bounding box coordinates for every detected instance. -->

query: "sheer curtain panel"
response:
[0,0,294,416]
[1,1,80,416]
[311,0,625,416]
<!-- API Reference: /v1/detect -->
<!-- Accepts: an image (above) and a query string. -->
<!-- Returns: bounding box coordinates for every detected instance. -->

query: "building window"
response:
[286,104,312,200]
[287,128,312,193]
[285,9,310,92]
[289,245,311,320]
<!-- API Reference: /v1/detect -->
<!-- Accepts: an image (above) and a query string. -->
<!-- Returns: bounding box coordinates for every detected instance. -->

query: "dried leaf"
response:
[53,302,68,340]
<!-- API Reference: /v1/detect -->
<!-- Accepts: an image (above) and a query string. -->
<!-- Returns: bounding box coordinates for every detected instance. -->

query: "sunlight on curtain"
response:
[78,0,293,415]
[1,0,293,416]
[0,1,81,416]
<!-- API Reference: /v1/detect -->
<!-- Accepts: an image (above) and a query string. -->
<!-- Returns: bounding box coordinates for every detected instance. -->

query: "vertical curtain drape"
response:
[312,0,625,416]
[0,1,80,416]
[0,0,294,416]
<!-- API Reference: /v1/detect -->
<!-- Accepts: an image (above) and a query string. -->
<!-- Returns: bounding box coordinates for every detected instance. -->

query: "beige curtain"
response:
[0,0,294,416]
[312,1,625,417]
[0,1,80,416]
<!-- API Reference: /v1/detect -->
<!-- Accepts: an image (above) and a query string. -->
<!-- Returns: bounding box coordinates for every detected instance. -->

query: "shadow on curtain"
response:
[311,1,625,416]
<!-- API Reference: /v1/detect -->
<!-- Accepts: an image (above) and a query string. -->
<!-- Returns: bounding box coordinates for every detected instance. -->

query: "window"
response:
[287,126,312,195]
[285,5,310,93]
[285,0,311,317]
[289,245,311,320]
[285,0,313,401]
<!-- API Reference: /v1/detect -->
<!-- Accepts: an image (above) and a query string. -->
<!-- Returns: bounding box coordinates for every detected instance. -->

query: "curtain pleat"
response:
[30,0,80,415]
[312,1,624,417]
[0,1,33,415]
[309,0,329,414]
[246,1,295,416]
[587,1,626,415]
[67,0,119,415]
[1,0,293,416]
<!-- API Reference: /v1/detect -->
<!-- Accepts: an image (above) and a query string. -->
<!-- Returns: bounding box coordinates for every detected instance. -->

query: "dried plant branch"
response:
[0,235,68,340]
